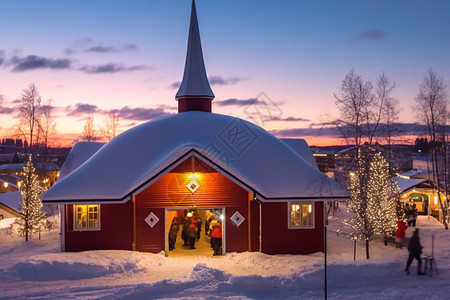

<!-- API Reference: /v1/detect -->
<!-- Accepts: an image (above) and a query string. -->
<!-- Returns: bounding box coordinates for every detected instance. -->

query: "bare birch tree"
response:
[16,83,42,149]
[414,69,448,229]
[101,112,120,141]
[39,100,57,148]
[81,115,97,142]
[333,69,375,147]
[334,70,403,258]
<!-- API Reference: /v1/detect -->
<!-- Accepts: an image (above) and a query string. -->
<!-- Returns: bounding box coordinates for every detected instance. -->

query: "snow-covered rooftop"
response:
[43,111,349,203]
[281,138,319,170]
[58,142,105,181]
[399,169,431,179]
[393,177,428,193]
[0,191,22,212]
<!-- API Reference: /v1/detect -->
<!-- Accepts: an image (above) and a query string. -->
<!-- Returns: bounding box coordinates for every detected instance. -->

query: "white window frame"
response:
[288,202,315,229]
[73,204,101,231]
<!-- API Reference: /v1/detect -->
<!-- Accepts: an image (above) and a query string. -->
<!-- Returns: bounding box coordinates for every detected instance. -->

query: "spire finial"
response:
[176,0,214,113]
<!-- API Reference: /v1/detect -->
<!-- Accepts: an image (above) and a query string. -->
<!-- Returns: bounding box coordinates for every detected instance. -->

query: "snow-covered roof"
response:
[58,142,105,181]
[393,177,428,193]
[0,163,24,171]
[175,0,214,99]
[399,169,431,179]
[43,111,349,203]
[0,191,22,212]
[281,139,318,170]
[0,162,60,172]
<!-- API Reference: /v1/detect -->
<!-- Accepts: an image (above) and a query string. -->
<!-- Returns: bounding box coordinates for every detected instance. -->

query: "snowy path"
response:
[0,215,448,299]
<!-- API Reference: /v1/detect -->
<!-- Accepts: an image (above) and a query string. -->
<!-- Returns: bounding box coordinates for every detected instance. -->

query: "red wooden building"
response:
[42,0,349,255]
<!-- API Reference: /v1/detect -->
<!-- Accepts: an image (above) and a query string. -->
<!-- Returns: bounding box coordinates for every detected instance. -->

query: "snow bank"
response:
[0,215,448,299]
[0,251,148,281]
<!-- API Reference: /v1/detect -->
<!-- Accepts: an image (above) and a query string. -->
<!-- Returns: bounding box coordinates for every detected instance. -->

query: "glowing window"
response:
[289,202,313,228]
[74,205,100,230]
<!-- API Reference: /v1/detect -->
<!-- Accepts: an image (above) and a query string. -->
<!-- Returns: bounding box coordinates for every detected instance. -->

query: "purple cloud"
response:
[10,55,72,72]
[353,30,386,41]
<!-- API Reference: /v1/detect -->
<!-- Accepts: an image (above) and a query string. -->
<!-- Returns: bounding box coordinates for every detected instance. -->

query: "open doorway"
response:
[166,208,225,257]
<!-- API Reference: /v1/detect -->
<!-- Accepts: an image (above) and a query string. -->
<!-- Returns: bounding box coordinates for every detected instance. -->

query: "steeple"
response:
[176,0,214,113]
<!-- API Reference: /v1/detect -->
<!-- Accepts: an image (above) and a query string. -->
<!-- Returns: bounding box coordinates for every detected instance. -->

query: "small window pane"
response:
[302,204,312,226]
[290,203,313,228]
[75,205,100,230]
[75,205,87,229]
[291,204,301,226]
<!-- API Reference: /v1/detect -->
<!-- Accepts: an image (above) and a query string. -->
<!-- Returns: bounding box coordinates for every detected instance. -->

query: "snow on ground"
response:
[0,214,448,299]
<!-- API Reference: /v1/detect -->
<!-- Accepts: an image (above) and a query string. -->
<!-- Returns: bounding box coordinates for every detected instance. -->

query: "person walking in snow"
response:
[405,229,425,275]
[395,220,407,249]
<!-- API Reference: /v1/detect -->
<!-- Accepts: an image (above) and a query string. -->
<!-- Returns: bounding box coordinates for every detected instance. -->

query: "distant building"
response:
[329,143,413,187]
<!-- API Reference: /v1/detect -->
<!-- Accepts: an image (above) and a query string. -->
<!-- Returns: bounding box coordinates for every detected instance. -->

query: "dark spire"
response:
[176,0,214,113]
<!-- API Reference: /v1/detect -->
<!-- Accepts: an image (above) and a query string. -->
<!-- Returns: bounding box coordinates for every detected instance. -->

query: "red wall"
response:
[260,202,324,254]
[250,200,260,252]
[225,204,248,253]
[135,207,165,253]
[65,202,133,252]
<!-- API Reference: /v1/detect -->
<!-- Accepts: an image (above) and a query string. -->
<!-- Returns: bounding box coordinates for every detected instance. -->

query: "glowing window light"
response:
[3,182,8,188]
[434,196,438,205]
[17,181,22,188]
[349,172,356,177]
[308,204,312,213]
[188,172,199,179]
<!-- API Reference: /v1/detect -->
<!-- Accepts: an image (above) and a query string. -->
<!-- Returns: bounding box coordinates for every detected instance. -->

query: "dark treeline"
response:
[1,138,28,148]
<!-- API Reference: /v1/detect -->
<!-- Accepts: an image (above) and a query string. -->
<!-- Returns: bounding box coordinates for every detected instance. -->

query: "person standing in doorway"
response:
[404,203,412,226]
[411,204,418,227]
[210,221,222,256]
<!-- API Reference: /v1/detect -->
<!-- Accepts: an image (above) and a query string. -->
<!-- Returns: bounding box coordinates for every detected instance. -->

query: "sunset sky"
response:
[1,0,449,147]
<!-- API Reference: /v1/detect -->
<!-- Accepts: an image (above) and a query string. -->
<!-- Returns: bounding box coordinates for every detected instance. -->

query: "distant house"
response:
[42,1,349,256]
[332,143,413,186]
[396,176,443,221]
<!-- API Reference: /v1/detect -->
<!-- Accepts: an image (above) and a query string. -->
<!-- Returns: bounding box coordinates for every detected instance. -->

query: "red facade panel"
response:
[136,172,247,208]
[65,202,133,252]
[135,168,249,253]
[250,200,260,252]
[135,207,165,253]
[260,202,324,254]
[225,204,248,253]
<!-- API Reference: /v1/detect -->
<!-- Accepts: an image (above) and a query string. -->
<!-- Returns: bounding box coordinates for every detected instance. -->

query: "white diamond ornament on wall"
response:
[186,180,200,194]
[230,211,245,227]
[145,212,159,228]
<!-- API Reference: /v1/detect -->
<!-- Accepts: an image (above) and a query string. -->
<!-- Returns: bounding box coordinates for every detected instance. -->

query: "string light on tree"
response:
[15,154,47,241]
[344,151,398,259]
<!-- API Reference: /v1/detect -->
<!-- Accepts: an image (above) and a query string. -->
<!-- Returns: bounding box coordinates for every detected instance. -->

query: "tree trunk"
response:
[432,127,449,229]
[365,239,369,259]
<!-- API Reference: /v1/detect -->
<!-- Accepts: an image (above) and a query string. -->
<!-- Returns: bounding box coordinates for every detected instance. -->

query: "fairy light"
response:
[15,154,46,240]
[344,152,397,244]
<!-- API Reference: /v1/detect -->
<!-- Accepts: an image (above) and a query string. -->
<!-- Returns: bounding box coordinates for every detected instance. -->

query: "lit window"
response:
[74,205,100,230]
[289,202,313,228]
